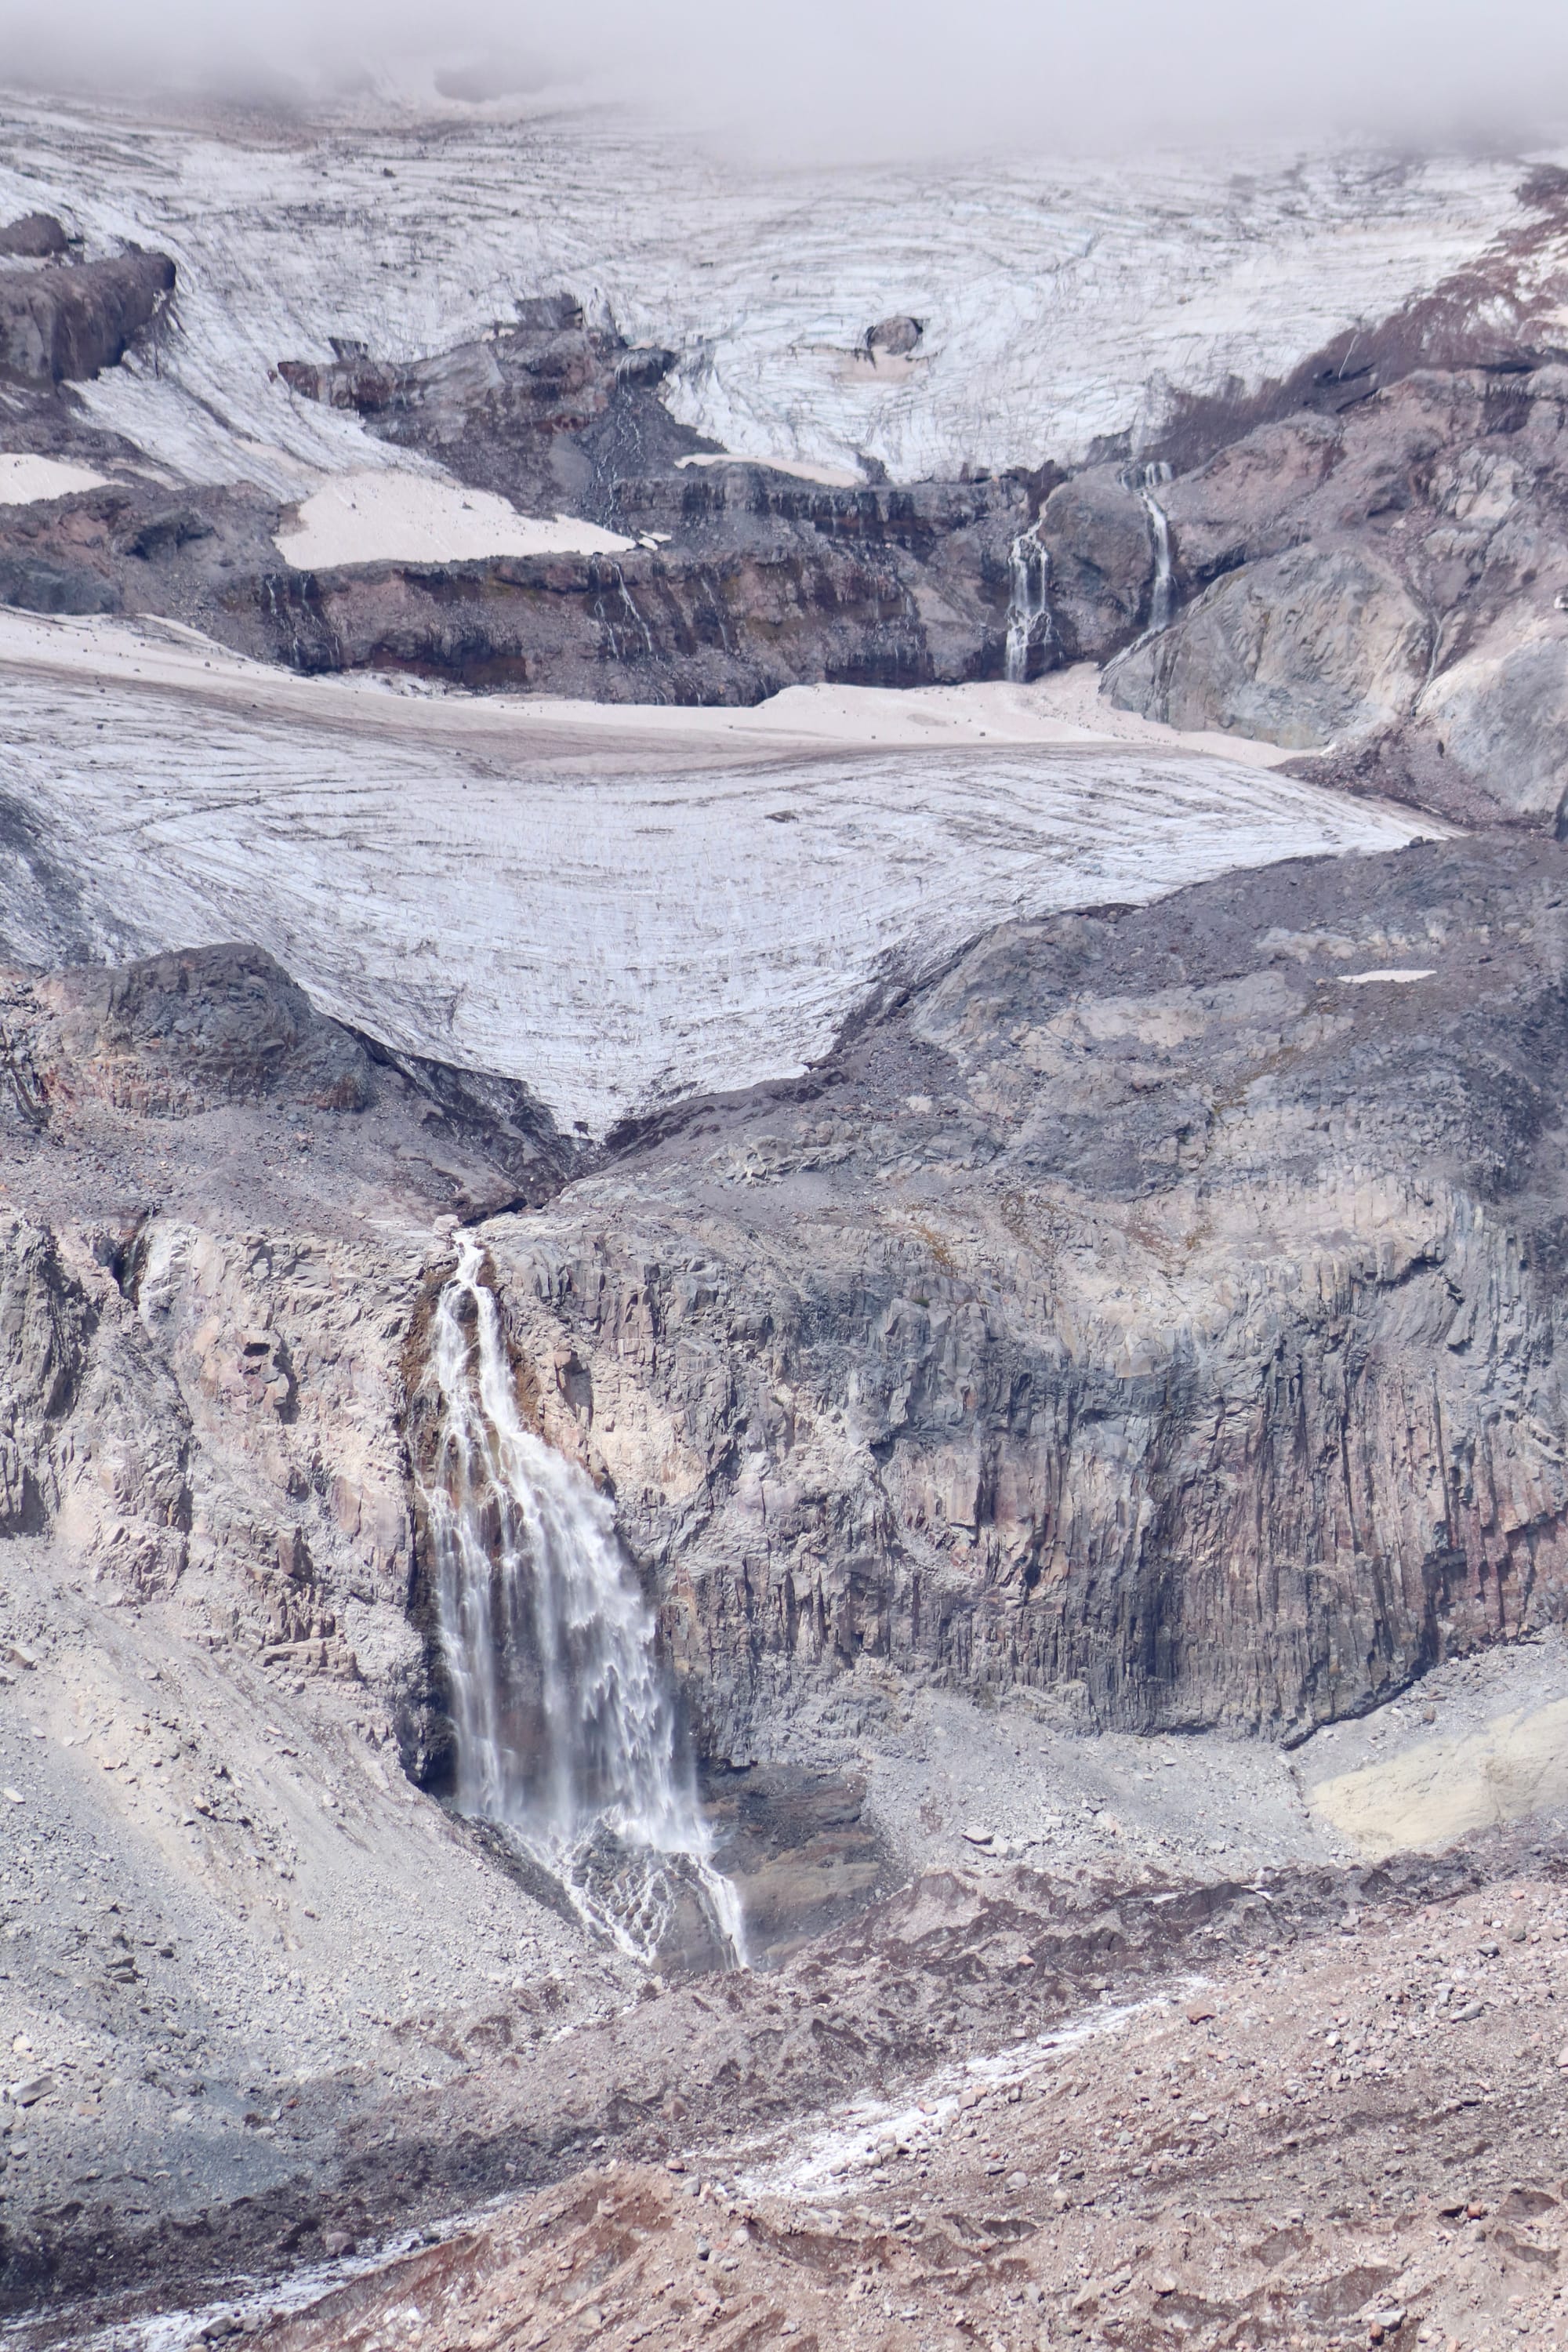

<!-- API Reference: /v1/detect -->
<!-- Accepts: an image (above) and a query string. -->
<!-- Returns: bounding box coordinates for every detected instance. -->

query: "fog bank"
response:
[0,0,1565,162]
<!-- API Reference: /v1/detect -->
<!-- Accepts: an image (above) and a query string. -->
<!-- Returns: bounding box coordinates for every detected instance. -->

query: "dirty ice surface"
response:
[0,89,1544,494]
[0,615,1438,1137]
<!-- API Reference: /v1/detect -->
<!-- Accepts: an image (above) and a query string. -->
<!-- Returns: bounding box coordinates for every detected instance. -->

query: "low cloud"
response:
[0,0,1564,161]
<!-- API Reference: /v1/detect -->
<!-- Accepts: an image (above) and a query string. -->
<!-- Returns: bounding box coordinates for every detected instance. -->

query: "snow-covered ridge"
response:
[0,89,1545,495]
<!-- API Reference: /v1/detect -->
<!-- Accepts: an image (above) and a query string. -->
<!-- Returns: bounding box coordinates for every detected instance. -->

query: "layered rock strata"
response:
[462,833,1568,1753]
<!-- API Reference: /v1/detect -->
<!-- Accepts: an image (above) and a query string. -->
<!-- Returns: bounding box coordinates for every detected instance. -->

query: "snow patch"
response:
[1338,968,1436,984]
[273,471,634,569]
[0,455,108,505]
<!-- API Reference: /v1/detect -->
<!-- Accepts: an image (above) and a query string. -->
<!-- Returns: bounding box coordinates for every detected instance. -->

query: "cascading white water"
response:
[1129,460,1175,637]
[1004,520,1053,683]
[419,1235,746,1969]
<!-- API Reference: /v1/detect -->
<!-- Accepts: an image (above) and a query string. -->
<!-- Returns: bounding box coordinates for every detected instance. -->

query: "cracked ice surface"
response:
[0,627,1435,1136]
[0,89,1543,492]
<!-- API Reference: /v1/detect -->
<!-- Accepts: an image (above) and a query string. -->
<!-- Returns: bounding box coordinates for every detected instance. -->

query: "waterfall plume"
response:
[1128,460,1175,637]
[1004,521,1052,683]
[418,1236,746,1969]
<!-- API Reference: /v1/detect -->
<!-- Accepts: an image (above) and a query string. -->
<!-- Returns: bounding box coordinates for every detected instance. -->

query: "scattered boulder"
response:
[864,316,923,358]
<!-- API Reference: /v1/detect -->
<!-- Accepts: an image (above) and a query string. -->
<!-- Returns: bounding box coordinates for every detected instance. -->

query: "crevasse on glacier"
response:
[419,1235,746,1969]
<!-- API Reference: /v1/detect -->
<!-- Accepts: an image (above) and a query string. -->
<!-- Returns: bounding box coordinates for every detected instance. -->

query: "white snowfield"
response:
[0,616,1436,1138]
[0,87,1548,496]
[273,472,633,569]
[0,455,109,504]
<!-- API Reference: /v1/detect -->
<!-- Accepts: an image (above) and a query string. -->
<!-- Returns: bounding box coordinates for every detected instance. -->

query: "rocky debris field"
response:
[62,1821,1568,2352]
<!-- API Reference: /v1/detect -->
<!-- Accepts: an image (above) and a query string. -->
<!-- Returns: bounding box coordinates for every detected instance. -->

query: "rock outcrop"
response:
[0,212,71,260]
[33,943,375,1116]
[0,246,174,384]
[460,833,1568,1755]
[1109,543,1431,749]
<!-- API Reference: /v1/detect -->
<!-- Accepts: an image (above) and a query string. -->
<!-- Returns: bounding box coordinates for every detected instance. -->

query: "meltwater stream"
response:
[1004,521,1053,682]
[419,1236,746,1969]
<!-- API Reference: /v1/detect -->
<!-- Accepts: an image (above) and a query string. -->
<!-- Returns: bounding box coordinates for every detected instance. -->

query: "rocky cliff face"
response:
[459,834,1568,1755]
[5,841,1564,1818]
[2,840,1568,2323]
[0,238,172,384]
[0,280,1031,699]
[0,943,579,1704]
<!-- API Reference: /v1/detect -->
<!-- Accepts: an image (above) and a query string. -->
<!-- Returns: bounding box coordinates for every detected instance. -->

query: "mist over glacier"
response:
[1,0,1566,159]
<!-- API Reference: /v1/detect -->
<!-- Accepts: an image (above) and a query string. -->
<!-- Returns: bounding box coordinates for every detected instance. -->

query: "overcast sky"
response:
[1,0,1565,162]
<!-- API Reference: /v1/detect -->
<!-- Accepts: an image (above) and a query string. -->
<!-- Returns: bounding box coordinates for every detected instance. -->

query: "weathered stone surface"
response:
[0,248,174,383]
[1414,620,1568,825]
[33,944,376,1116]
[0,214,70,260]
[1037,466,1159,661]
[1107,543,1430,748]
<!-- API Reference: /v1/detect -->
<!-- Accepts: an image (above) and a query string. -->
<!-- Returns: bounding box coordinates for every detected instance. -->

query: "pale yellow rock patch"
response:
[1309,1697,1568,1859]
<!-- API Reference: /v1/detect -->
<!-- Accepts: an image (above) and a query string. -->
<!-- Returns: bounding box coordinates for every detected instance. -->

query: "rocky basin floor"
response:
[48,1818,1568,2352]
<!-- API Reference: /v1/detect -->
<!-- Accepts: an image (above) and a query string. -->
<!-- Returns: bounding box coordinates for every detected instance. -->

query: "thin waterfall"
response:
[1004,520,1052,683]
[1127,460,1175,637]
[418,1235,746,1969]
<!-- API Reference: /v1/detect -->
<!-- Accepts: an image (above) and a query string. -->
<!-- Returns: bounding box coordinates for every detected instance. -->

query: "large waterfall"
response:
[419,1236,746,1969]
[1004,521,1053,682]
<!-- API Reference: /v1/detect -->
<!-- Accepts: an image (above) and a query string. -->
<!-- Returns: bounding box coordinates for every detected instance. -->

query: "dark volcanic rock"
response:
[1037,465,1160,661]
[253,535,989,701]
[0,554,119,615]
[0,248,174,384]
[864,314,923,357]
[33,944,376,1116]
[0,213,71,260]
